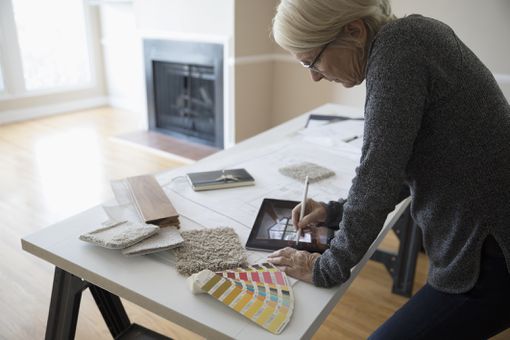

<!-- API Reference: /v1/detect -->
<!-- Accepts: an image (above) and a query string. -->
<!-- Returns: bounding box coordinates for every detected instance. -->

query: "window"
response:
[0,0,93,96]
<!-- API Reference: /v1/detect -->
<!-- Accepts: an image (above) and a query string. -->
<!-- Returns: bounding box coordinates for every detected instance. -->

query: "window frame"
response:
[0,0,98,100]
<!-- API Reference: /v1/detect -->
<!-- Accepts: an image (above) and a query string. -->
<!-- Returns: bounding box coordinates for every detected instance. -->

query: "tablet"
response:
[246,198,333,254]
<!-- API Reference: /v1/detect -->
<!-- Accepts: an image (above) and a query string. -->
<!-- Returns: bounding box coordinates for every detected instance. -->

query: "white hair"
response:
[273,0,396,53]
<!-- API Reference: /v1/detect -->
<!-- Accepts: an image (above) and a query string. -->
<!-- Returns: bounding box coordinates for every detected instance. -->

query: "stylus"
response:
[296,176,309,245]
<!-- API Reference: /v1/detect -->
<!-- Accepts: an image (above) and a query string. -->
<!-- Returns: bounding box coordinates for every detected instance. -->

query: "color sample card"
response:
[190,262,294,334]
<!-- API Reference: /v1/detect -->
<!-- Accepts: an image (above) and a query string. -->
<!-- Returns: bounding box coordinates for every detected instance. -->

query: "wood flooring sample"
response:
[127,175,179,227]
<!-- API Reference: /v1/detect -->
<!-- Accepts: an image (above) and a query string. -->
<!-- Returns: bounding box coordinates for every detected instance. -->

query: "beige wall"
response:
[0,6,107,114]
[235,0,276,57]
[233,0,278,142]
[272,60,336,126]
[329,0,510,108]
[234,62,274,142]
[392,0,510,73]
[269,0,510,122]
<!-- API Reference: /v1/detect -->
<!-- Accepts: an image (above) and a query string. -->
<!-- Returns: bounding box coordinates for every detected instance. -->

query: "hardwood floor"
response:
[1,107,508,339]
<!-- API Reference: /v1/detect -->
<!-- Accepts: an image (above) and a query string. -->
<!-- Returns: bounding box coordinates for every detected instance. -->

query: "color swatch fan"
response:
[188,262,294,334]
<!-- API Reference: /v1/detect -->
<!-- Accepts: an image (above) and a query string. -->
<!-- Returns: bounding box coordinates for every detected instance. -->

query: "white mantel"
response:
[100,0,237,148]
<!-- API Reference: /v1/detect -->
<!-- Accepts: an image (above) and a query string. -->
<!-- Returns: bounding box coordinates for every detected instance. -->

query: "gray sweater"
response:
[313,15,510,293]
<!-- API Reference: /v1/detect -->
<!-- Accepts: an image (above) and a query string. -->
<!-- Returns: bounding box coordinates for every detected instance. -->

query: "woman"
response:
[267,0,510,338]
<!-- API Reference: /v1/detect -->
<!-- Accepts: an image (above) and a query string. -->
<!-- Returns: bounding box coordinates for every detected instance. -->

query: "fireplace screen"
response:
[144,39,223,148]
[153,61,216,144]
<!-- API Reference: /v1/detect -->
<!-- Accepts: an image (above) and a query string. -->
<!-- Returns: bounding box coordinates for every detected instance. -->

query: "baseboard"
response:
[108,96,145,114]
[0,96,109,124]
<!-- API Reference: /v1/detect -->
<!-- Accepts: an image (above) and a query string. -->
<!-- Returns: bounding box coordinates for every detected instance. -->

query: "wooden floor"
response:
[1,107,507,339]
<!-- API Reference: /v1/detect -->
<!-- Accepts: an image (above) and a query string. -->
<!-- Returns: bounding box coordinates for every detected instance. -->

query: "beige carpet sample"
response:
[174,227,248,276]
[79,220,159,249]
[278,161,335,183]
[122,226,184,256]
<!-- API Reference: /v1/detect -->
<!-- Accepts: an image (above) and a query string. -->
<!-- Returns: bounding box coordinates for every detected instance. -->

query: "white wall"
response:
[100,2,145,126]
[133,0,234,38]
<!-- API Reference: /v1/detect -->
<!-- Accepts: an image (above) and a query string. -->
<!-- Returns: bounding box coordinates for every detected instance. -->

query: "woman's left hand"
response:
[267,247,321,284]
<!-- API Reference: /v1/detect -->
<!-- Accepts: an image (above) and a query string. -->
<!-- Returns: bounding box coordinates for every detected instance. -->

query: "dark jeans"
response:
[370,239,510,340]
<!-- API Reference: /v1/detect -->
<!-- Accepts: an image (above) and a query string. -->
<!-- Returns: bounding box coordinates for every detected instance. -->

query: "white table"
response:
[22,104,410,340]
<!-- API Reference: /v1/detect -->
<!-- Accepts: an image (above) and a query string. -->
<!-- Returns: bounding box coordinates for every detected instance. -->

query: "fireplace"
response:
[144,39,224,148]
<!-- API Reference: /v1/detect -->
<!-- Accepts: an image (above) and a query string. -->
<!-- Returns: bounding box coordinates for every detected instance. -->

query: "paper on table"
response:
[103,203,142,223]
[163,138,361,232]
[103,178,145,223]
[298,119,365,148]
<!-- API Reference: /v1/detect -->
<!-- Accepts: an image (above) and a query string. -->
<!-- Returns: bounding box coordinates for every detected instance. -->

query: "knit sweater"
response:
[313,15,510,293]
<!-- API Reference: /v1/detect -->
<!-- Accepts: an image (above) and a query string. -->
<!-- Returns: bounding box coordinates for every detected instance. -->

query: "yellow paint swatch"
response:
[223,286,243,306]
[244,298,263,319]
[189,263,294,335]
[233,292,253,312]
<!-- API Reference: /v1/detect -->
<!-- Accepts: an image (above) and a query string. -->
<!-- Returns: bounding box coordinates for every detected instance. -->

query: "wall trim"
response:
[232,53,293,65]
[0,96,109,124]
[137,29,230,46]
[233,54,510,84]
[109,95,145,114]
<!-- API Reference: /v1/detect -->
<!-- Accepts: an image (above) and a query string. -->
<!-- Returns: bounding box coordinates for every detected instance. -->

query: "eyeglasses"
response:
[300,41,331,73]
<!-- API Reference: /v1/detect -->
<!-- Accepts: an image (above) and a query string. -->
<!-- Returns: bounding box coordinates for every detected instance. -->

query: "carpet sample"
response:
[174,227,248,276]
[79,220,159,249]
[122,226,184,256]
[278,161,335,183]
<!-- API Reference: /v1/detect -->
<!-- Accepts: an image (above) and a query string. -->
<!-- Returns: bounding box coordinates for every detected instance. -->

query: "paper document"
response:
[298,119,365,148]
[162,138,361,229]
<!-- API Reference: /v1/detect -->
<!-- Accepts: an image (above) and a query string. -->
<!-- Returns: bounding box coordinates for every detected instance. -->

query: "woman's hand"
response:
[292,198,327,229]
[267,247,321,283]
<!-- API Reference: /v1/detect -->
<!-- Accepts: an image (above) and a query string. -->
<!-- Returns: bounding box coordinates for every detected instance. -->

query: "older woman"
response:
[267,0,510,338]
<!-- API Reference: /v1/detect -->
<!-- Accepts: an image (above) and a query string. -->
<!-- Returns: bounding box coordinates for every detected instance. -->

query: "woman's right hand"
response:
[292,198,327,230]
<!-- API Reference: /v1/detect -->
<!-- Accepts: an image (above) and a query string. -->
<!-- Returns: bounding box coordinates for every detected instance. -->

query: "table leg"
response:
[45,267,88,340]
[391,217,422,296]
[45,267,132,339]
[89,284,131,337]
[371,205,422,297]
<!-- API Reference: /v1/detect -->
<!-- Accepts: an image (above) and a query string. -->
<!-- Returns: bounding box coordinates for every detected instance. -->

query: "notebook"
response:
[186,168,255,191]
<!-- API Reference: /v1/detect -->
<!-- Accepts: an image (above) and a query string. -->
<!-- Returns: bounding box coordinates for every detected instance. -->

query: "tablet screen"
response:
[246,198,333,253]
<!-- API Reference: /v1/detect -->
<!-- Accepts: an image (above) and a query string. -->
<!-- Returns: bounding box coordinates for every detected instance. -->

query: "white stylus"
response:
[296,175,309,245]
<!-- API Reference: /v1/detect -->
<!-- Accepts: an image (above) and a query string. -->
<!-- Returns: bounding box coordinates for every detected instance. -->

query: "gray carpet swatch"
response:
[121,226,184,256]
[174,227,248,276]
[279,161,335,183]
